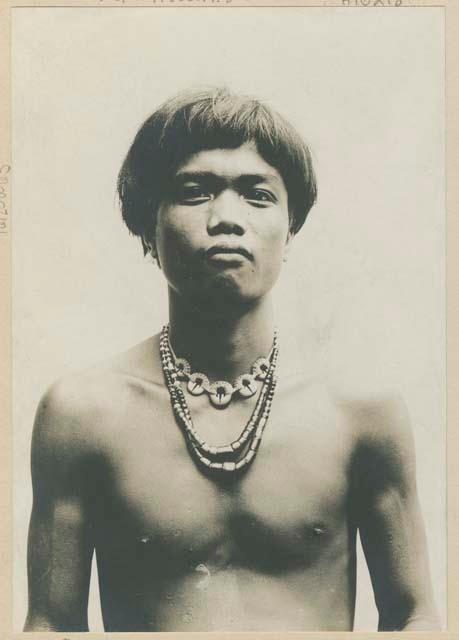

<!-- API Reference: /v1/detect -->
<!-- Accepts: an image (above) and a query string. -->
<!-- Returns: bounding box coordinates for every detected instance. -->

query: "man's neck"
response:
[167,289,275,383]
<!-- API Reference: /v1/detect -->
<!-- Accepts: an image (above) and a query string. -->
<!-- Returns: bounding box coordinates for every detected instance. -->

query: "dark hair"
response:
[117,87,317,253]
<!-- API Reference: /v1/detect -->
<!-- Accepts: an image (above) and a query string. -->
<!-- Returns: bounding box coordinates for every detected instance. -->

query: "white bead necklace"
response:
[160,325,279,475]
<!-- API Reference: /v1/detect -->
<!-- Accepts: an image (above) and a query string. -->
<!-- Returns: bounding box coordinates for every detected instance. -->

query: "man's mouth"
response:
[205,244,253,261]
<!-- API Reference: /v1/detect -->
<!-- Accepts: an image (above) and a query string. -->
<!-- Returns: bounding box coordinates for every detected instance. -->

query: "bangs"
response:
[157,90,291,172]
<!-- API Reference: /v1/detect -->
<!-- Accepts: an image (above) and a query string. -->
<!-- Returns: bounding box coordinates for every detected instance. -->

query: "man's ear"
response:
[142,234,161,267]
[283,231,293,263]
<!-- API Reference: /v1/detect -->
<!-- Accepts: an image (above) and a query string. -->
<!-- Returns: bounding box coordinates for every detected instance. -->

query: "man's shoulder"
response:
[279,350,403,416]
[285,370,408,437]
[330,381,415,486]
[99,333,163,383]
[336,388,411,443]
[35,334,164,449]
[281,351,412,460]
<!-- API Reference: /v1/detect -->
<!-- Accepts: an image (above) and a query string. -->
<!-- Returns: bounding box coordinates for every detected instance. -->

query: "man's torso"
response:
[76,336,361,631]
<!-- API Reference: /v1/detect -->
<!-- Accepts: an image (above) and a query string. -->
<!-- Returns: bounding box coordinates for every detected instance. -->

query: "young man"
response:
[24,88,439,631]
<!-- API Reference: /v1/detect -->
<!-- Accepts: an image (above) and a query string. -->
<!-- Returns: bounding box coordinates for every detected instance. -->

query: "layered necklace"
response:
[159,325,279,474]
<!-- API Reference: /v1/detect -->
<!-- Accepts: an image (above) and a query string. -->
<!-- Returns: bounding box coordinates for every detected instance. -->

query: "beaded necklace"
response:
[159,325,279,474]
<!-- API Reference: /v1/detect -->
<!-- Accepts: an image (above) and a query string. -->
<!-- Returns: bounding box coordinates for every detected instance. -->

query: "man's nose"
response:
[207,190,246,236]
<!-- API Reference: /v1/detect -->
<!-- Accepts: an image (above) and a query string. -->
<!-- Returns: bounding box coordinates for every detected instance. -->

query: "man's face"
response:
[155,142,291,307]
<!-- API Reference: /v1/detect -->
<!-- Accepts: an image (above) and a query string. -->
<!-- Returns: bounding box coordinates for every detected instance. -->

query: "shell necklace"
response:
[159,325,279,474]
[167,335,273,408]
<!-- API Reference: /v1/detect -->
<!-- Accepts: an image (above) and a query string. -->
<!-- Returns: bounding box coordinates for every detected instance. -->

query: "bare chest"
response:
[92,380,355,576]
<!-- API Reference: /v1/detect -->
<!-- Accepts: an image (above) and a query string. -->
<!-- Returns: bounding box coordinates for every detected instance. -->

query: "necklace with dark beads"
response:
[159,324,279,474]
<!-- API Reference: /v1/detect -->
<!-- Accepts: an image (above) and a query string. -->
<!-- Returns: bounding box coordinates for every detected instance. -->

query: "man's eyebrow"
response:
[174,171,217,182]
[174,171,281,184]
[236,173,282,185]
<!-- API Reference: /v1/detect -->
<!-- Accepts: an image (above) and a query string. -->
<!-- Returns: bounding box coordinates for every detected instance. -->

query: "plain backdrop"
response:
[12,6,445,631]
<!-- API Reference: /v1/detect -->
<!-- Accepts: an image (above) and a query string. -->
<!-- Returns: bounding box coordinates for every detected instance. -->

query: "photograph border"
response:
[0,1,456,638]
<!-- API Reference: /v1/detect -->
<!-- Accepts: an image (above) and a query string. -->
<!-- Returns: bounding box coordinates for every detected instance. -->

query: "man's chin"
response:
[183,277,259,314]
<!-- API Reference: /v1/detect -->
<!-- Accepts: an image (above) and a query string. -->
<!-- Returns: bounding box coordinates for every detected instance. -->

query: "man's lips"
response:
[205,245,253,261]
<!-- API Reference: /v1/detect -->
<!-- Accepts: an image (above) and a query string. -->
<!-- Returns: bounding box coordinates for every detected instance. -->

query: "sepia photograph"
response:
[11,5,445,632]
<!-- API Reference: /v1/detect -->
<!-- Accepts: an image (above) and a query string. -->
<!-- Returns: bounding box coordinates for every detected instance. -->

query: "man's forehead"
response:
[175,143,283,184]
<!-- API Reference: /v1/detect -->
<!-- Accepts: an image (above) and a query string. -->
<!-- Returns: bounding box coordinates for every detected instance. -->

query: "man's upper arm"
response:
[351,395,439,630]
[24,380,96,632]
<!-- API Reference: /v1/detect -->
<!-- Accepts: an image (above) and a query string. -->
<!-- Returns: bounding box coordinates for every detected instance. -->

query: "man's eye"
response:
[244,189,275,206]
[178,186,211,204]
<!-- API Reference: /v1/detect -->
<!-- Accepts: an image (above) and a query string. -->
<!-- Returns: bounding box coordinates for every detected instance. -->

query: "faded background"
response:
[12,6,445,631]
